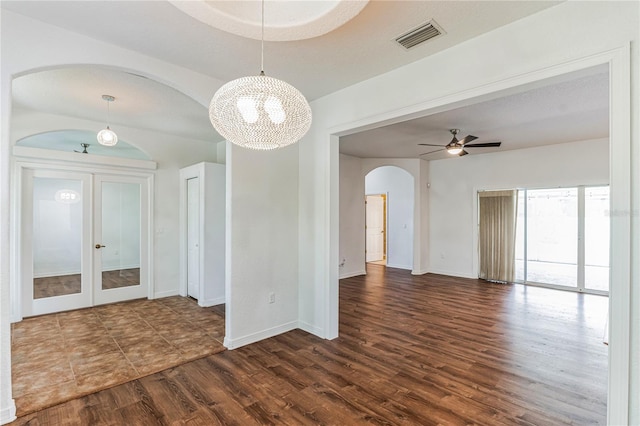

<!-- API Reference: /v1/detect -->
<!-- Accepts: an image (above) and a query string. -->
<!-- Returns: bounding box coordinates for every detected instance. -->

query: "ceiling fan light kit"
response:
[97,94,118,147]
[419,128,501,158]
[208,0,312,150]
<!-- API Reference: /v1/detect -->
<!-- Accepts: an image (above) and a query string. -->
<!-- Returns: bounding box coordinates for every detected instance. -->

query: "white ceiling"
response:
[7,0,601,157]
[339,65,609,159]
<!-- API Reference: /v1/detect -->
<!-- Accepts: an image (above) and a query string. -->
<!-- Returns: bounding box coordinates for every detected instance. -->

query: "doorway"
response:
[365,194,386,264]
[20,168,150,317]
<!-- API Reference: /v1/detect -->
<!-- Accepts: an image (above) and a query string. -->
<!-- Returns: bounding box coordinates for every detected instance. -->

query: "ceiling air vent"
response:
[395,20,444,50]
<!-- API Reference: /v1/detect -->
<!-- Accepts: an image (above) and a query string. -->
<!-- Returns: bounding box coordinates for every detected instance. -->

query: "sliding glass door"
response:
[584,186,610,292]
[514,185,609,294]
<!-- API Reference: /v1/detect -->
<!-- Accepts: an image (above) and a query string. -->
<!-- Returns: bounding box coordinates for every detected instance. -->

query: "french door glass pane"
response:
[101,182,141,289]
[32,177,83,298]
[585,186,610,292]
[526,188,578,287]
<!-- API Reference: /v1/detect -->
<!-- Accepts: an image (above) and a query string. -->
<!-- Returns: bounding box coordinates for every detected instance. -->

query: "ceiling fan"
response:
[419,129,501,157]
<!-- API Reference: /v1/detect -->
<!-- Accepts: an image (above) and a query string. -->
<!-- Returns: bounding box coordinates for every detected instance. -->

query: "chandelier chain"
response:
[261,0,265,73]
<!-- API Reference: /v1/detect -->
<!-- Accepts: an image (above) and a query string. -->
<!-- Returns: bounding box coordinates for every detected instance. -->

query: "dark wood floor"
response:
[14,265,608,425]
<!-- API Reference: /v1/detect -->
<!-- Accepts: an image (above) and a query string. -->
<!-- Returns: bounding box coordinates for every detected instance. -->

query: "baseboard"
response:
[0,399,16,425]
[298,320,324,338]
[411,269,429,276]
[198,296,225,308]
[339,269,366,279]
[427,269,477,279]
[223,321,297,350]
[153,289,180,299]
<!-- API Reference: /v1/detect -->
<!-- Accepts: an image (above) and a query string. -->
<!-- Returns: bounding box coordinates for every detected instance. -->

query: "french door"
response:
[22,168,150,317]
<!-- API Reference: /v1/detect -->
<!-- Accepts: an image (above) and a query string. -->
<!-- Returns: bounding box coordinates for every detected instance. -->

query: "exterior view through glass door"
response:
[22,169,149,316]
[514,185,610,294]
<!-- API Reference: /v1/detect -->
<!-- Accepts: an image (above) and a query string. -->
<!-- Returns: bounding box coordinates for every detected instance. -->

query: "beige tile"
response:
[12,296,227,416]
[75,368,138,394]
[12,359,74,396]
[15,380,79,415]
[70,350,136,377]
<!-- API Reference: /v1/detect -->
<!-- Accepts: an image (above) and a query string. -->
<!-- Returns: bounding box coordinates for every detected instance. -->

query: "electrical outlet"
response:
[268,292,275,304]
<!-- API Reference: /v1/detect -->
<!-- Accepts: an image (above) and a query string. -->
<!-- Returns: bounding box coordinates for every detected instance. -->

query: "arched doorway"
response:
[365,166,414,270]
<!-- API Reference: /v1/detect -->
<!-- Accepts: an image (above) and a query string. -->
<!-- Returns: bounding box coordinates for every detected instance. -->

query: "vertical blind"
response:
[478,190,518,283]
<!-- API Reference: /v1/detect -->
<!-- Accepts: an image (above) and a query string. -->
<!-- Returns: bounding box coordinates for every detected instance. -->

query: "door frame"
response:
[11,155,155,322]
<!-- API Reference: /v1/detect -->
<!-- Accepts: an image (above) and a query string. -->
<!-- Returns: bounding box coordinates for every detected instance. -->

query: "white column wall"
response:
[338,154,365,278]
[224,143,299,349]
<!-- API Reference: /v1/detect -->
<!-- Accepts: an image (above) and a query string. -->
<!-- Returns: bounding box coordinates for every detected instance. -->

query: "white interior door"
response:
[366,194,385,262]
[93,175,149,306]
[187,177,200,299]
[22,169,92,317]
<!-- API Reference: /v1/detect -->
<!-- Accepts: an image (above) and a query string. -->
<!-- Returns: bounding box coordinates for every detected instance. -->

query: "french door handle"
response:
[95,244,106,249]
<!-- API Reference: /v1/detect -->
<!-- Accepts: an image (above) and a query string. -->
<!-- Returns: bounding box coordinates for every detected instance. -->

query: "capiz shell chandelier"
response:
[208,0,312,150]
[210,72,311,150]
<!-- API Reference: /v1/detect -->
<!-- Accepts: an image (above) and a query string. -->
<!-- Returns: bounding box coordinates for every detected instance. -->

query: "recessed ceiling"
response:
[339,65,609,160]
[169,0,369,41]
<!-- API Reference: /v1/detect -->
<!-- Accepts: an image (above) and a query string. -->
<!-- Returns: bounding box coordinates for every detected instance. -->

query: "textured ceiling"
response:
[339,65,609,159]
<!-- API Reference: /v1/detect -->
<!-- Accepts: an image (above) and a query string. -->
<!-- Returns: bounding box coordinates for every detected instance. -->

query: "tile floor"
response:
[11,296,226,416]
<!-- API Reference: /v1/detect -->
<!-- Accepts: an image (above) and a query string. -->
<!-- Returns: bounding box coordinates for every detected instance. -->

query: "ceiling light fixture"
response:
[97,95,118,147]
[445,129,463,155]
[208,0,312,150]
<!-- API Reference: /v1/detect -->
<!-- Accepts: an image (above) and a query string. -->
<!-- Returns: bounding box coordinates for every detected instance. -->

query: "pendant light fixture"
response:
[209,0,312,150]
[97,94,118,147]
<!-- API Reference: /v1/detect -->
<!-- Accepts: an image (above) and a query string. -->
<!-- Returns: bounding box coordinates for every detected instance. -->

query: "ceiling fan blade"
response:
[459,150,469,156]
[459,135,478,145]
[419,149,444,156]
[418,143,445,147]
[464,142,502,148]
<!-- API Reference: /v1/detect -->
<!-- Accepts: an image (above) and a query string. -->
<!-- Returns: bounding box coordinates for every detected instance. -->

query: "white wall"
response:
[429,138,609,278]
[365,166,414,270]
[225,143,299,349]
[338,154,365,278]
[300,2,638,423]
